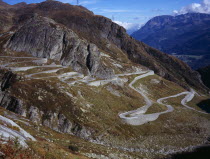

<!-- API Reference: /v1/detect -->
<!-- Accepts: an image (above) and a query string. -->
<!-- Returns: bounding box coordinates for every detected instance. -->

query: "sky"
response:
[3,0,210,33]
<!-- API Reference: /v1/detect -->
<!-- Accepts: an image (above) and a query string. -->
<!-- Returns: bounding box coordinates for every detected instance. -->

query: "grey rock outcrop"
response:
[0,70,94,140]
[28,106,93,139]
[1,71,16,91]
[0,93,25,116]
[6,16,113,78]
[57,113,73,134]
[41,111,72,134]
[41,111,93,139]
[0,71,25,116]
[28,106,42,124]
[73,124,93,140]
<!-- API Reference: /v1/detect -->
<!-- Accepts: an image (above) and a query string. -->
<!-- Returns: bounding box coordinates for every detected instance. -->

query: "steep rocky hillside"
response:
[132,13,210,69]
[0,0,208,93]
[0,1,210,159]
[6,16,113,79]
[0,52,209,158]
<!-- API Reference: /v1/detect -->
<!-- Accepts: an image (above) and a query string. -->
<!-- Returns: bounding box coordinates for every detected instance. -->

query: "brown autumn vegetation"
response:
[0,138,41,159]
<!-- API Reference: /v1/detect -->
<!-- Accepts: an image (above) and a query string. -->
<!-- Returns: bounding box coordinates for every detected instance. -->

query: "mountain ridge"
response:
[0,0,208,93]
[132,13,210,69]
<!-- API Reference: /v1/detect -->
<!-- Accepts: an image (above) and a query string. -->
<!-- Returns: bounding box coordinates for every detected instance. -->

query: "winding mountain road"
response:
[119,72,208,126]
[0,56,208,126]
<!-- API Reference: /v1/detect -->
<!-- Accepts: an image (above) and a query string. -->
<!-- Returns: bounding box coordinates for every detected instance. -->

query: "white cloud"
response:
[114,21,142,34]
[174,0,210,15]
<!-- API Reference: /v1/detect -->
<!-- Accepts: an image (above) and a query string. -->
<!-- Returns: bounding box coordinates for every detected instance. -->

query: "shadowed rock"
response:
[6,16,113,78]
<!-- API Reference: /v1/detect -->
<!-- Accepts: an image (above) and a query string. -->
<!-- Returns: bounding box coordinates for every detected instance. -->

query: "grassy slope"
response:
[8,71,210,159]
[0,48,209,158]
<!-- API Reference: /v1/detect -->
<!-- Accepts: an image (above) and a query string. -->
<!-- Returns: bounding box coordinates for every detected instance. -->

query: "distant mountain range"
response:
[132,13,210,69]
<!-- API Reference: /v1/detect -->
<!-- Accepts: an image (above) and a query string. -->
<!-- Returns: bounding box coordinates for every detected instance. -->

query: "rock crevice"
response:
[6,16,113,78]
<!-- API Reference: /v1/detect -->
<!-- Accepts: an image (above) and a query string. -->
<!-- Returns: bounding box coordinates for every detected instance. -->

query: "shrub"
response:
[0,138,38,159]
[68,145,79,152]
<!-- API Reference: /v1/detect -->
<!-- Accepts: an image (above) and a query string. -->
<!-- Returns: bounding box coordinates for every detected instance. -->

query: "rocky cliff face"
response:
[0,71,25,116]
[5,16,113,78]
[0,69,94,140]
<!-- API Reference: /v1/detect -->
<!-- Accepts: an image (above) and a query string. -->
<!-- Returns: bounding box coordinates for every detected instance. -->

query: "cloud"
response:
[174,0,210,15]
[113,21,142,34]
